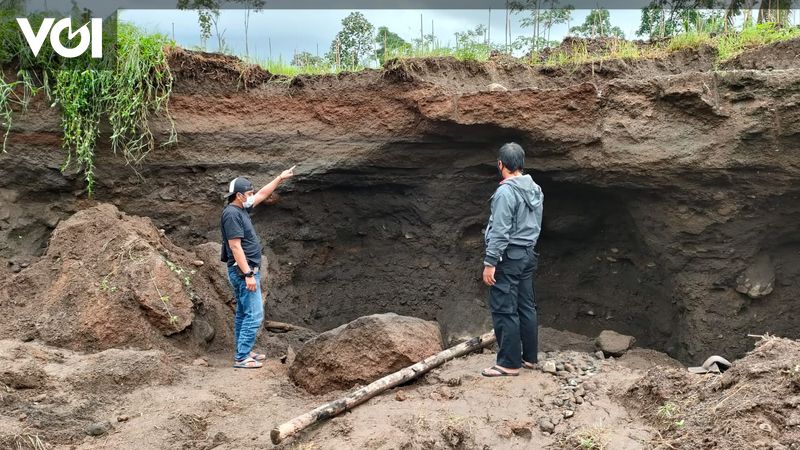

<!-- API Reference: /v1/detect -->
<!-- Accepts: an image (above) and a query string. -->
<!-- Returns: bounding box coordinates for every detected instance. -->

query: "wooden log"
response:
[264,320,305,333]
[270,330,496,444]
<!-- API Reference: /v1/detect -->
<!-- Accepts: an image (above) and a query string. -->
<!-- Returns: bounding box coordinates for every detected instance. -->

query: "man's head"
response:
[226,177,255,207]
[497,142,525,179]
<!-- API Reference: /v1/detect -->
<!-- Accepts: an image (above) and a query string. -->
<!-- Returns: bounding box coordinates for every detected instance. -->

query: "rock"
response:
[289,313,443,395]
[487,83,508,92]
[192,318,216,344]
[538,418,555,433]
[595,351,605,360]
[192,357,209,367]
[117,415,130,422]
[86,421,112,436]
[0,204,205,353]
[759,422,772,433]
[31,393,47,402]
[735,255,775,299]
[564,410,574,418]
[508,420,532,439]
[541,360,557,374]
[596,330,636,357]
[395,391,407,402]
[191,260,204,267]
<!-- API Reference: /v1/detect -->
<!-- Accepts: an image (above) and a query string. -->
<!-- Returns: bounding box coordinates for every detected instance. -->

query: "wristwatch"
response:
[243,269,255,278]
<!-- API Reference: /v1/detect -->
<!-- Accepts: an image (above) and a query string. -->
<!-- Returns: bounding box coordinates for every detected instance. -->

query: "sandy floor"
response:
[53,348,663,450]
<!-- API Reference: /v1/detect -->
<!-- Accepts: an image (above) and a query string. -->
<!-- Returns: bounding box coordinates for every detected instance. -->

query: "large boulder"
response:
[0,204,234,352]
[290,313,443,395]
[596,330,636,357]
[735,255,775,299]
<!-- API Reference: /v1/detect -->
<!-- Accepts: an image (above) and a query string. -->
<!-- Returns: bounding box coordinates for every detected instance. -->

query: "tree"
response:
[327,12,375,69]
[511,0,574,52]
[375,26,411,64]
[569,9,625,38]
[757,0,793,25]
[636,0,727,38]
[242,0,265,58]
[291,51,324,67]
[454,24,493,60]
[177,0,219,49]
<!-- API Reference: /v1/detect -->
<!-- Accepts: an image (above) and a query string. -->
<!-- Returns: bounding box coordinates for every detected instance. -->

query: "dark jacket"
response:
[484,174,544,267]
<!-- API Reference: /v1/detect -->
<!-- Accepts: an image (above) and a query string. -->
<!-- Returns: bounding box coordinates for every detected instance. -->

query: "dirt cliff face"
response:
[2,40,799,362]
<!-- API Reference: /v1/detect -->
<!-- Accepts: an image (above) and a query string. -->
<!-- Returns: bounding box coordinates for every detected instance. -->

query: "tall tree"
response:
[511,0,574,52]
[243,0,265,58]
[757,0,792,24]
[327,12,375,69]
[637,0,728,38]
[177,0,219,48]
[291,51,324,67]
[375,26,410,64]
[570,9,625,38]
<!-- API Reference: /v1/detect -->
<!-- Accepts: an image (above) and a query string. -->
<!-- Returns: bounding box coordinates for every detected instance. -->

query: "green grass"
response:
[253,57,342,77]
[667,31,714,52]
[385,43,494,62]
[531,22,800,70]
[1,14,176,196]
[717,22,800,61]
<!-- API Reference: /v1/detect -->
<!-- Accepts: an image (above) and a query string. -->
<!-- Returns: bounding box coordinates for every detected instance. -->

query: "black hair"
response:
[498,142,525,172]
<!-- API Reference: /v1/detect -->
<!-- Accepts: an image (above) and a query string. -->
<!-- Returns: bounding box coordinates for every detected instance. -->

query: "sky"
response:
[116,8,645,62]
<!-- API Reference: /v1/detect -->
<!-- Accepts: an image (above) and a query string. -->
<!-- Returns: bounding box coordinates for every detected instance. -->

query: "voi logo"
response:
[16,18,103,58]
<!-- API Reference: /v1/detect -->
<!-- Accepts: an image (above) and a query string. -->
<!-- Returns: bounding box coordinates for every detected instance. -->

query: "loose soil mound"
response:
[626,336,800,449]
[0,339,177,446]
[0,203,235,353]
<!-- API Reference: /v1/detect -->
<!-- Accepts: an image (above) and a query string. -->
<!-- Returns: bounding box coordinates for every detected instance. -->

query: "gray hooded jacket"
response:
[484,174,544,267]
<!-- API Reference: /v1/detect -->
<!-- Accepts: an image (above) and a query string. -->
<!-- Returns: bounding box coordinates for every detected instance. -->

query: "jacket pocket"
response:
[506,247,527,260]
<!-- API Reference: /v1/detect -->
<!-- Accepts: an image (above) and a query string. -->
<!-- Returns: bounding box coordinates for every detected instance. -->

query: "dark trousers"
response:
[489,245,538,369]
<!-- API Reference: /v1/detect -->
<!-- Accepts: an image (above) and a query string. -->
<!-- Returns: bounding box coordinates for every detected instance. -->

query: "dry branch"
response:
[270,330,496,444]
[264,320,306,333]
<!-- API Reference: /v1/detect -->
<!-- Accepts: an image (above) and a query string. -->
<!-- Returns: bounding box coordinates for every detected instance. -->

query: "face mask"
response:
[242,194,256,209]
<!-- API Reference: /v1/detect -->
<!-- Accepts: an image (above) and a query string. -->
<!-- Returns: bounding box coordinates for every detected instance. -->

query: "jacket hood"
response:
[502,174,543,209]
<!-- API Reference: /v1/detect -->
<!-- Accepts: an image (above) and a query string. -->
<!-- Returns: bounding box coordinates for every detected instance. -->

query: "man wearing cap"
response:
[481,143,544,377]
[221,167,294,369]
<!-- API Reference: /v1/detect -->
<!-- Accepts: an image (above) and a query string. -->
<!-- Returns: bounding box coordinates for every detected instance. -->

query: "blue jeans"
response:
[227,266,264,361]
[488,246,539,369]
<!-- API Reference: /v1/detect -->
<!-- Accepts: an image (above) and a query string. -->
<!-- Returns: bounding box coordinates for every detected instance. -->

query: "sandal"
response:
[233,356,263,369]
[481,366,519,377]
[522,361,538,370]
[249,351,267,361]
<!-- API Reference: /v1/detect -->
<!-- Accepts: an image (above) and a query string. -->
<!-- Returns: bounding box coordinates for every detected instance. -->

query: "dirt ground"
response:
[0,336,669,450]
[6,334,797,450]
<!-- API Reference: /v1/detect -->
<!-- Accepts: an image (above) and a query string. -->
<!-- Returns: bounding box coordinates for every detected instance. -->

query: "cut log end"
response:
[270,428,282,444]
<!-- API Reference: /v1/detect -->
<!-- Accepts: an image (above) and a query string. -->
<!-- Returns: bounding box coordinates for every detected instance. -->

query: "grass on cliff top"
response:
[536,22,800,69]
[258,22,800,77]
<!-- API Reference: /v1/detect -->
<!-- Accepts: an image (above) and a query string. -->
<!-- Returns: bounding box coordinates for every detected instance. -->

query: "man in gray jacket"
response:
[481,142,544,377]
